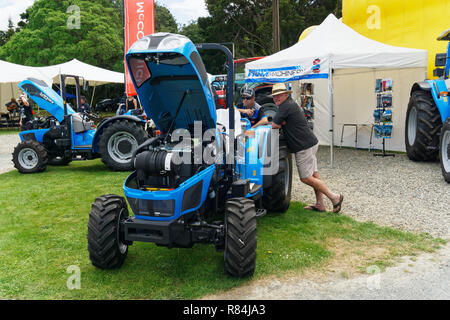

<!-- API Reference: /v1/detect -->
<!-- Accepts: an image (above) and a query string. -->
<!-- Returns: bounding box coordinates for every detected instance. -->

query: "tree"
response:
[155,2,178,33]
[0,18,17,46]
[0,0,124,71]
[0,0,179,72]
[197,0,342,60]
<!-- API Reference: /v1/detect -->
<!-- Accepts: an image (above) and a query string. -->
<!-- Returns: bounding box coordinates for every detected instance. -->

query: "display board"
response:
[373,78,394,157]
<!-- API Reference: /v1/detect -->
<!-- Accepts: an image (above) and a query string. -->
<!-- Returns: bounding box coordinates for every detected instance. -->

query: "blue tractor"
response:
[12,75,150,173]
[87,33,292,277]
[406,29,450,182]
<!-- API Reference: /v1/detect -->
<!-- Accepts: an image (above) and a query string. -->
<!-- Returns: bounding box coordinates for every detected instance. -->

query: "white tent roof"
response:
[0,60,53,84]
[0,59,124,86]
[39,59,124,86]
[245,14,428,83]
[0,59,124,113]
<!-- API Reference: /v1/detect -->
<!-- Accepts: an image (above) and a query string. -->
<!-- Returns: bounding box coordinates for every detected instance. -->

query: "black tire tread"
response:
[406,90,442,161]
[440,118,450,183]
[224,198,257,278]
[12,140,48,173]
[87,194,129,269]
[263,142,292,213]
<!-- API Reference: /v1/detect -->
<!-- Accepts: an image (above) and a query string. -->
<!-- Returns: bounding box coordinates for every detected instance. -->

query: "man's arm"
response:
[252,116,268,128]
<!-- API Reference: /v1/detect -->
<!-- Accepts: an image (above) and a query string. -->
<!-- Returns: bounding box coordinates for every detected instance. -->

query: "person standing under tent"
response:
[18,93,33,130]
[270,83,344,214]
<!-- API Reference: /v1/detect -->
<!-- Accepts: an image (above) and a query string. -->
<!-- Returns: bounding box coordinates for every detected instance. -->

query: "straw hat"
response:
[271,83,292,96]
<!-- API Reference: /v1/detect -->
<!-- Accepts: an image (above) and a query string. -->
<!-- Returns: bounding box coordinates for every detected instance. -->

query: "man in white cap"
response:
[271,83,343,214]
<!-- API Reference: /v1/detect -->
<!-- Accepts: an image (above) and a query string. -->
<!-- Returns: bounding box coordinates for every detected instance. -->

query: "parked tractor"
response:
[87,33,292,277]
[12,75,150,173]
[405,29,450,182]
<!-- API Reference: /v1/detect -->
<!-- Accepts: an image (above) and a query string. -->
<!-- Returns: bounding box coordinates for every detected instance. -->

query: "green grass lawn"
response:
[0,160,444,299]
[0,129,19,135]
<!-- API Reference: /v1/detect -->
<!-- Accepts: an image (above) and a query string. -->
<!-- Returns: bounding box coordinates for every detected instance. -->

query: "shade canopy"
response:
[0,59,124,113]
[245,14,428,83]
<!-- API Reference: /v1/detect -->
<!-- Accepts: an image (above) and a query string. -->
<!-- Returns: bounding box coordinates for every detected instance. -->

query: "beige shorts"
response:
[294,143,319,179]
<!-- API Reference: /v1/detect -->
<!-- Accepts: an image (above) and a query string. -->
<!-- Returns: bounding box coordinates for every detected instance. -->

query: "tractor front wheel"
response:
[87,195,129,269]
[405,90,442,161]
[98,120,147,171]
[224,198,257,278]
[440,118,450,183]
[12,140,48,174]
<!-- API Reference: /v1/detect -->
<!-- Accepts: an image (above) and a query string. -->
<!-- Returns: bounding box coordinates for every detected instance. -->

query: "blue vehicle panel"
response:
[126,33,217,132]
[19,129,50,143]
[427,79,450,122]
[18,78,75,122]
[124,164,216,221]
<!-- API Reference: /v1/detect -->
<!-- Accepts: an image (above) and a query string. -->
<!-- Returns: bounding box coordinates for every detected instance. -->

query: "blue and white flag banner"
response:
[245,57,329,83]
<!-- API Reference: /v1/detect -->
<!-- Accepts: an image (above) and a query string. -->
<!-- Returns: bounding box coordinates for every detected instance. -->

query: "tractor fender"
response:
[411,81,432,95]
[92,115,144,152]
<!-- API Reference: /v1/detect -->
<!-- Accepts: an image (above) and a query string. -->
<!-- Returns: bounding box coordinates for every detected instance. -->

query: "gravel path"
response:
[291,146,450,239]
[204,243,450,300]
[0,134,20,174]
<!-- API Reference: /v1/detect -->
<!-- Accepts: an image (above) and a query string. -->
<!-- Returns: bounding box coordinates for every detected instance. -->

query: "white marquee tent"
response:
[245,14,428,166]
[0,59,124,114]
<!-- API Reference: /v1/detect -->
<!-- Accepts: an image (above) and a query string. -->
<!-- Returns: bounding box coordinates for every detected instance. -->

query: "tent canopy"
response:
[245,14,427,83]
[40,59,124,86]
[0,59,124,113]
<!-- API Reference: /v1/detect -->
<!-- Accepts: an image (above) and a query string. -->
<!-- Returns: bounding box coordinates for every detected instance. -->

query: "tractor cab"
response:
[434,29,450,80]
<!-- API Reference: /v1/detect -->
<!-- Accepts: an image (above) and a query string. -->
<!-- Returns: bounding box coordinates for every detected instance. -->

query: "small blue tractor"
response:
[87,33,292,277]
[12,75,150,173]
[405,29,450,182]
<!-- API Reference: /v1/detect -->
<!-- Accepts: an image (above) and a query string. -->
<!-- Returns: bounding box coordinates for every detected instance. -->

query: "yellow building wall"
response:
[342,0,450,79]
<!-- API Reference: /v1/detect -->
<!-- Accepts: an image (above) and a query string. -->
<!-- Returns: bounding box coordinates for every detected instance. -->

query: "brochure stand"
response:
[373,79,395,157]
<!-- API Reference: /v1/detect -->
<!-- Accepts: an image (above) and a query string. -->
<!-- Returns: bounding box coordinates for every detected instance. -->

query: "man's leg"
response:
[296,145,342,211]
[301,175,340,206]
[312,172,326,210]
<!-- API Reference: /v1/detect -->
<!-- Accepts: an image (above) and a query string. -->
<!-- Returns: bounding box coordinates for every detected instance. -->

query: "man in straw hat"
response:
[271,83,343,214]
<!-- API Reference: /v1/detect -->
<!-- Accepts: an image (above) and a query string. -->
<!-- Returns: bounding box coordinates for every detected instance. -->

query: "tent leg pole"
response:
[329,68,334,169]
[90,85,97,110]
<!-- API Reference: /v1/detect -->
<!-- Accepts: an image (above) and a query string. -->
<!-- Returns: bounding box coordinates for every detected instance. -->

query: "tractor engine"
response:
[133,136,215,190]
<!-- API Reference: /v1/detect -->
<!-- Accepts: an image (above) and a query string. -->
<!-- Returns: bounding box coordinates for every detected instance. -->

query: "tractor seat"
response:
[72,113,94,133]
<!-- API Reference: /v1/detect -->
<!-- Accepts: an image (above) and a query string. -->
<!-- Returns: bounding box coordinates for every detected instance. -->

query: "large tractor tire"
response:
[263,139,293,213]
[259,103,278,123]
[224,198,257,278]
[440,118,450,183]
[98,120,147,171]
[12,140,48,174]
[87,195,129,269]
[405,90,442,161]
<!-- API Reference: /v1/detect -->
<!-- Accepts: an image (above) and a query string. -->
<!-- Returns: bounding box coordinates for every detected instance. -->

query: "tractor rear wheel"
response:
[263,139,292,213]
[12,140,48,174]
[98,120,147,171]
[405,90,442,161]
[224,198,257,278]
[87,195,129,269]
[440,118,450,183]
[259,103,278,123]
